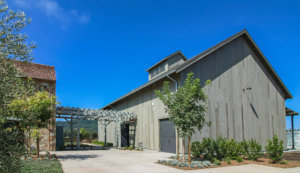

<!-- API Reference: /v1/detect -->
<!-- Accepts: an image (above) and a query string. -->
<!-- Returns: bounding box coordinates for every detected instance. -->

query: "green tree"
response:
[80,128,89,141]
[0,123,26,173]
[10,91,57,158]
[155,72,210,163]
[0,0,36,171]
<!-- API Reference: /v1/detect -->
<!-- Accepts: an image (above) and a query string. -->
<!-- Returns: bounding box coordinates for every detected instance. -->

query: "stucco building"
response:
[15,61,56,151]
[99,30,292,153]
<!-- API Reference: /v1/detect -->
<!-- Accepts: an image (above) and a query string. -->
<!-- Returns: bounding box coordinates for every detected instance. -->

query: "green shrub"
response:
[247,139,262,160]
[200,137,243,160]
[0,124,26,173]
[46,151,50,157]
[193,138,263,161]
[32,150,37,155]
[239,140,249,156]
[225,157,231,164]
[90,131,98,139]
[214,137,227,159]
[191,141,202,157]
[128,146,134,150]
[80,128,89,141]
[213,158,221,165]
[225,139,242,159]
[265,135,284,163]
[236,156,243,162]
[201,138,215,160]
[106,142,113,147]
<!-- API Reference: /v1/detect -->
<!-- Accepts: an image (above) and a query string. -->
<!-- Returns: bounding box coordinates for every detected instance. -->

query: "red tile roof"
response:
[14,61,56,81]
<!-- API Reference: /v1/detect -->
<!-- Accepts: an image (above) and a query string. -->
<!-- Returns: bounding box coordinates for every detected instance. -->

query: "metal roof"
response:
[102,29,293,109]
[286,107,299,116]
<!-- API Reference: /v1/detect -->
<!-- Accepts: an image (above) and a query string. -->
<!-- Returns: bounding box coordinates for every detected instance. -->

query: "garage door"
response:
[160,119,176,153]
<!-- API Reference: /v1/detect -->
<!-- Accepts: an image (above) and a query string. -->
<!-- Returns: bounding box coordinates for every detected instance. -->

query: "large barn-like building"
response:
[99,30,293,153]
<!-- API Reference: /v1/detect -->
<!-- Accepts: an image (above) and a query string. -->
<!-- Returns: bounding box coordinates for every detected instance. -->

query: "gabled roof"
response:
[145,50,187,72]
[14,61,56,81]
[176,29,292,99]
[102,29,292,109]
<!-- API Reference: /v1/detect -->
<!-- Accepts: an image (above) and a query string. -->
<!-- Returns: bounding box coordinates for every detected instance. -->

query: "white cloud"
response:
[38,0,61,17]
[70,9,90,24]
[13,0,90,29]
[78,14,90,24]
[13,0,30,8]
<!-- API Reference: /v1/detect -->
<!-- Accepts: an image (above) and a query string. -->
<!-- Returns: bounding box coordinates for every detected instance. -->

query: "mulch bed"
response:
[157,152,300,170]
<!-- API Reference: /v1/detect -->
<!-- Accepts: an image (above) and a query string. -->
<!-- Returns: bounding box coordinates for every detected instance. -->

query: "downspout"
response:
[166,74,178,92]
[166,74,179,159]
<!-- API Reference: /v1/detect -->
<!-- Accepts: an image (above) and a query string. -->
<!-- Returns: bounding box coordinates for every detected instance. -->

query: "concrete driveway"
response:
[54,149,300,173]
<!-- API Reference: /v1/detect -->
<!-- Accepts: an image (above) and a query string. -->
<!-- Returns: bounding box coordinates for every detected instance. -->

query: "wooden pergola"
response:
[286,107,299,150]
[56,106,136,149]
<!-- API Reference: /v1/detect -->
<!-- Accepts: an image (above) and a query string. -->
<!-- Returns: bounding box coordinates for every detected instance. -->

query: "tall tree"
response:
[0,0,36,171]
[155,72,210,164]
[0,0,36,120]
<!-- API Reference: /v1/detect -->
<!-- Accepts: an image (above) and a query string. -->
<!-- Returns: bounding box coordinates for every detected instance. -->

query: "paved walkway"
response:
[54,149,300,173]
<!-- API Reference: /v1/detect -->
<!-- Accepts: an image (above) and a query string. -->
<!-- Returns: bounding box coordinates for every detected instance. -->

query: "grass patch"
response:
[21,159,63,173]
[64,141,78,146]
[91,140,113,147]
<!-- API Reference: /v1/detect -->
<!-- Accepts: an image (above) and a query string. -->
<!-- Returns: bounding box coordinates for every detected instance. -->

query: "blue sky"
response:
[8,0,300,129]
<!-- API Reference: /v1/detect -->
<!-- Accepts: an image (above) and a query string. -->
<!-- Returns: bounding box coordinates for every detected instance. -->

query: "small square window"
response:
[39,85,46,91]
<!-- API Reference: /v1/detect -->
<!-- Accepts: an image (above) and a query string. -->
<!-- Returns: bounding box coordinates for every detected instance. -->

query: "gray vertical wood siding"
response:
[99,36,287,151]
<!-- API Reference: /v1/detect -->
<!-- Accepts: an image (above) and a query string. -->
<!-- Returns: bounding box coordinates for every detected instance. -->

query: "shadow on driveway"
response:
[58,154,101,160]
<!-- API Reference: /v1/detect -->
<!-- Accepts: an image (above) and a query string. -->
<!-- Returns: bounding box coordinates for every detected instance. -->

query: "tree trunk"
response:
[188,136,191,164]
[36,136,40,158]
[28,128,31,155]
[176,129,179,161]
[182,138,185,163]
[48,123,51,151]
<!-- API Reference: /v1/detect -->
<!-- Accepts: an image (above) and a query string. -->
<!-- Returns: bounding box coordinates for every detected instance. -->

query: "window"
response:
[150,62,166,78]
[159,63,165,73]
[150,70,154,78]
[39,83,49,92]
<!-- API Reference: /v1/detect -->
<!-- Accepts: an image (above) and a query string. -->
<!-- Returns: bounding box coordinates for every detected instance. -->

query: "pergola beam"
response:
[56,106,136,149]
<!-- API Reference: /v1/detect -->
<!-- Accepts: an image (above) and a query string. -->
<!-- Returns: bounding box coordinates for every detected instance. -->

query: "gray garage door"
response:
[160,119,176,153]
